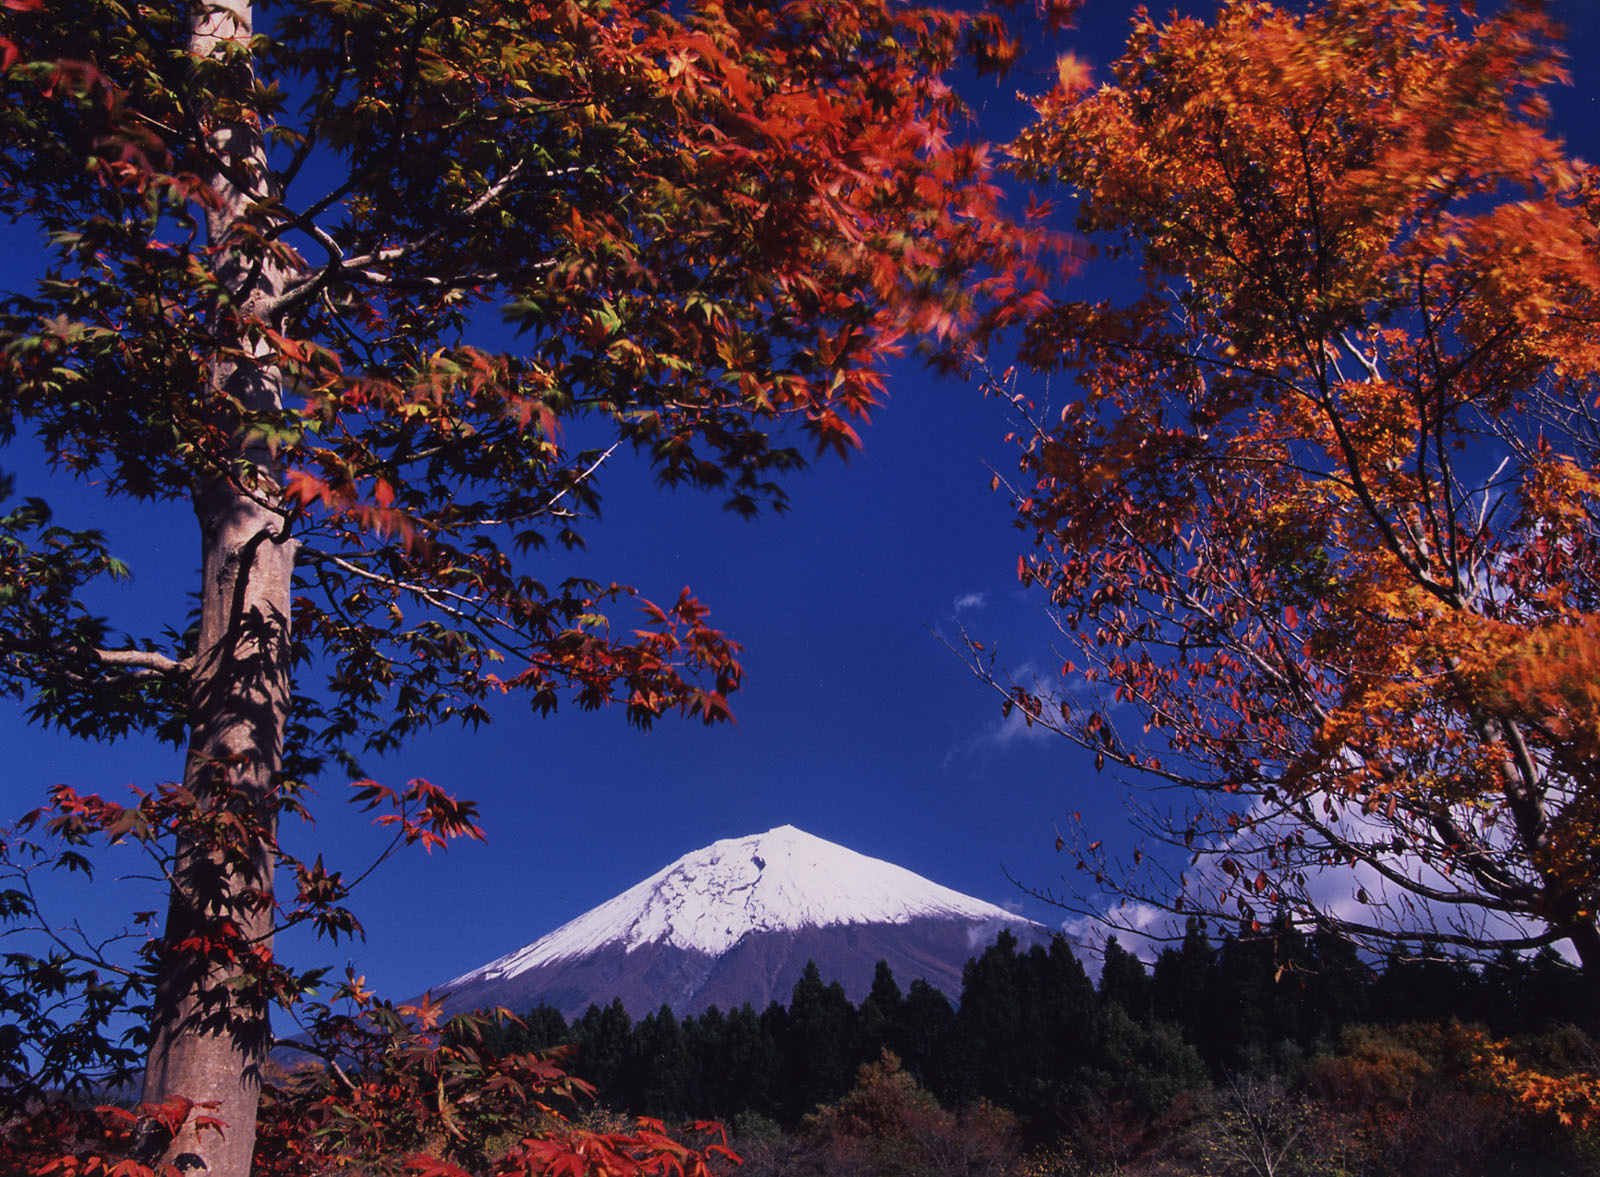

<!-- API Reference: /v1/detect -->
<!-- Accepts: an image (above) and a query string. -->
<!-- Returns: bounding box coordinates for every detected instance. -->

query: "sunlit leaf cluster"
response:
[995,0,1600,967]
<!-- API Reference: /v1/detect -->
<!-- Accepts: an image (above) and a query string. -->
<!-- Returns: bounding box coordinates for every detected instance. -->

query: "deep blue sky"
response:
[5,0,1599,1007]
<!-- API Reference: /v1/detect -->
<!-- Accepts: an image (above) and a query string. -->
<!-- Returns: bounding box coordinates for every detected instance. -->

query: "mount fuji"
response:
[434,825,1051,1019]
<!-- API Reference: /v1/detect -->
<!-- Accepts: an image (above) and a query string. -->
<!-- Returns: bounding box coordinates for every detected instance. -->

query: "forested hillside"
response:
[451,929,1599,1175]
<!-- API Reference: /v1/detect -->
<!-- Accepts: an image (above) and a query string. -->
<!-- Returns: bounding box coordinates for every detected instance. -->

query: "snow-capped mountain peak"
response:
[448,825,1035,989]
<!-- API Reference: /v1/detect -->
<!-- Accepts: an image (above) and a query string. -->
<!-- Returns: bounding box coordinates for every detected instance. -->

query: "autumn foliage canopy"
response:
[993,0,1600,974]
[0,0,1054,1173]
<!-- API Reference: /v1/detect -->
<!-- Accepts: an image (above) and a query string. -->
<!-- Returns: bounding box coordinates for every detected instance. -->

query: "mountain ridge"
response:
[436,825,1050,1018]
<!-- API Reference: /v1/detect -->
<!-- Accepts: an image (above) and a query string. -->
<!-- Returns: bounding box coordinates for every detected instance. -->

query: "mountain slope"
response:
[436,825,1049,1018]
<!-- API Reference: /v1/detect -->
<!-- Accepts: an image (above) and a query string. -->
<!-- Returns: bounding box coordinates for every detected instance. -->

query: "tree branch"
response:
[263,160,533,319]
[92,647,188,675]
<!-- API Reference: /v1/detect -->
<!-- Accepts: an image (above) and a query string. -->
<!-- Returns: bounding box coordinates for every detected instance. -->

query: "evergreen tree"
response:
[1295,929,1371,1049]
[690,1002,783,1123]
[958,933,1098,1124]
[780,961,859,1121]
[524,1003,572,1051]
[1098,937,1153,1022]
[868,960,905,1012]
[623,1005,693,1119]
[958,931,1030,1107]
[724,1002,784,1122]
[1371,953,1490,1026]
[1525,950,1593,1032]
[1210,929,1303,1069]
[858,960,904,1060]
[683,1006,729,1118]
[759,999,791,1071]
[1033,937,1098,1091]
[1483,949,1592,1036]
[570,999,632,1096]
[1153,922,1222,1066]
[889,978,962,1104]
[476,1002,569,1058]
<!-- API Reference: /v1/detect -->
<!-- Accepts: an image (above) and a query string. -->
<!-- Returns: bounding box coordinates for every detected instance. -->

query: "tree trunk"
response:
[140,1,294,1172]
[140,480,294,1175]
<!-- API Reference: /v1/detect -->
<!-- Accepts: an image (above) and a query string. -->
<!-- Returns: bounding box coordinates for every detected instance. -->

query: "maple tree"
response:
[2,983,744,1177]
[984,0,1600,978]
[0,0,1056,1172]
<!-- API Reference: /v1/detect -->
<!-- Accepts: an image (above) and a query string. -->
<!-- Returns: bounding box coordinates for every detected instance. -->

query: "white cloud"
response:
[953,591,988,613]
[982,663,1062,750]
[940,663,1063,771]
[987,699,1060,748]
[1064,792,1577,967]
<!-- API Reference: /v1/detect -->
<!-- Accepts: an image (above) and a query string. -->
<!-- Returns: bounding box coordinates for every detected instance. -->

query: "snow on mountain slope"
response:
[447,825,1037,990]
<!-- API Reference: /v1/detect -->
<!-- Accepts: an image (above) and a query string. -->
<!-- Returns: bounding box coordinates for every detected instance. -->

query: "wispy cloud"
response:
[942,662,1062,770]
[986,694,1060,749]
[1062,794,1578,967]
[953,591,988,613]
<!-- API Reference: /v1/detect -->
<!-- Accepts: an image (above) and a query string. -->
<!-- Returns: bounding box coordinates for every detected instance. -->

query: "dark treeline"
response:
[473,924,1595,1137]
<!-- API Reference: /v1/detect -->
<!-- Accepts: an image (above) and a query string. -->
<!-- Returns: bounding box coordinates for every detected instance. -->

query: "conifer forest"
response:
[466,929,1600,1177]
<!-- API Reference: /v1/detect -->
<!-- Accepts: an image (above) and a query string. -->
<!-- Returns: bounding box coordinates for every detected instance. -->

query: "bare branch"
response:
[92,647,188,675]
[263,161,535,319]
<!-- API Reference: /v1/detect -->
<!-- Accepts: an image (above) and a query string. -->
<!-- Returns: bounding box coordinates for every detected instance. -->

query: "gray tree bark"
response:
[139,2,295,1172]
